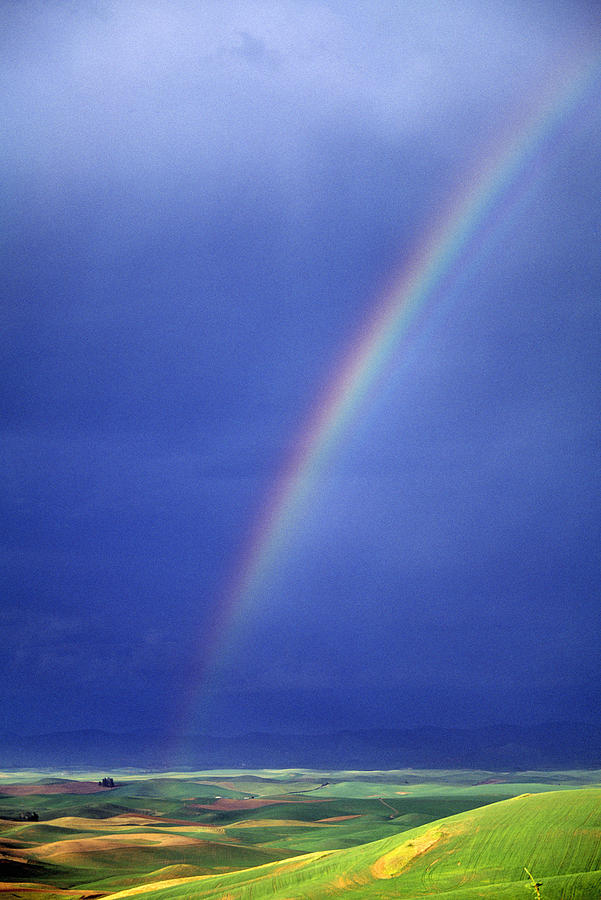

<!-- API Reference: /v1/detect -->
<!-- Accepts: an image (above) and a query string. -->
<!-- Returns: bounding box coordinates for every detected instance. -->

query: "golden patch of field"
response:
[38,817,110,831]
[95,857,335,900]
[89,875,206,900]
[47,816,226,835]
[99,849,332,899]
[268,851,331,876]
[148,826,228,836]
[371,826,454,879]
[0,884,101,897]
[119,815,225,828]
[316,815,362,823]
[136,865,204,881]
[227,819,323,829]
[0,838,31,850]
[32,832,205,861]
[328,872,369,891]
[331,875,353,890]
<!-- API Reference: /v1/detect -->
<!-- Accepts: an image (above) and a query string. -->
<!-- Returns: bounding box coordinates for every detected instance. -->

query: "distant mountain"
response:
[1,723,600,769]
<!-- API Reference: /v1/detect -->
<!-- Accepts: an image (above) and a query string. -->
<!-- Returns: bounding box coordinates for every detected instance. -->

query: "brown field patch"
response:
[190,798,278,811]
[0,783,109,797]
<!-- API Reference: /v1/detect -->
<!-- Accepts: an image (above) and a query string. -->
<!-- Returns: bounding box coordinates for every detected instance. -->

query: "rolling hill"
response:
[95,788,601,899]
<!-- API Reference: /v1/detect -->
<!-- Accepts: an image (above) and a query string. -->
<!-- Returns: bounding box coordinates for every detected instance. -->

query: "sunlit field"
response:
[1,769,600,898]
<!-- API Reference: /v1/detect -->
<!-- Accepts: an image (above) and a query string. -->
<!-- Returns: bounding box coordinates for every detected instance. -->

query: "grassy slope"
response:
[2,772,601,898]
[98,788,601,899]
[317,779,584,798]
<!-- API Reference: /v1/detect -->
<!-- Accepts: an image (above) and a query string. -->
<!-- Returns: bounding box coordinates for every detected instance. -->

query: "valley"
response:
[1,769,600,898]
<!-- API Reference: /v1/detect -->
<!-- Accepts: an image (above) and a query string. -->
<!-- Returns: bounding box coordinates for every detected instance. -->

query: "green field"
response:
[1,769,599,898]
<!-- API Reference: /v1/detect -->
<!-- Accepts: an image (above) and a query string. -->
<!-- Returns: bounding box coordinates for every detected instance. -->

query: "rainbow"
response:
[178,55,599,731]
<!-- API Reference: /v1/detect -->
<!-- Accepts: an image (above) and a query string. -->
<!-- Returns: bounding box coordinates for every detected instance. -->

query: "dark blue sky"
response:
[3,0,600,738]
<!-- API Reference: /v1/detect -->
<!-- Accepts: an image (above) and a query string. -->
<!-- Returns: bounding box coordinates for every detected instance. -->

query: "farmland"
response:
[1,769,600,898]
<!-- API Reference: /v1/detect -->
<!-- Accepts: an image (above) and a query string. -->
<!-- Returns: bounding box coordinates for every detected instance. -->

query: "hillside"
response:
[2,772,600,898]
[97,789,601,899]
